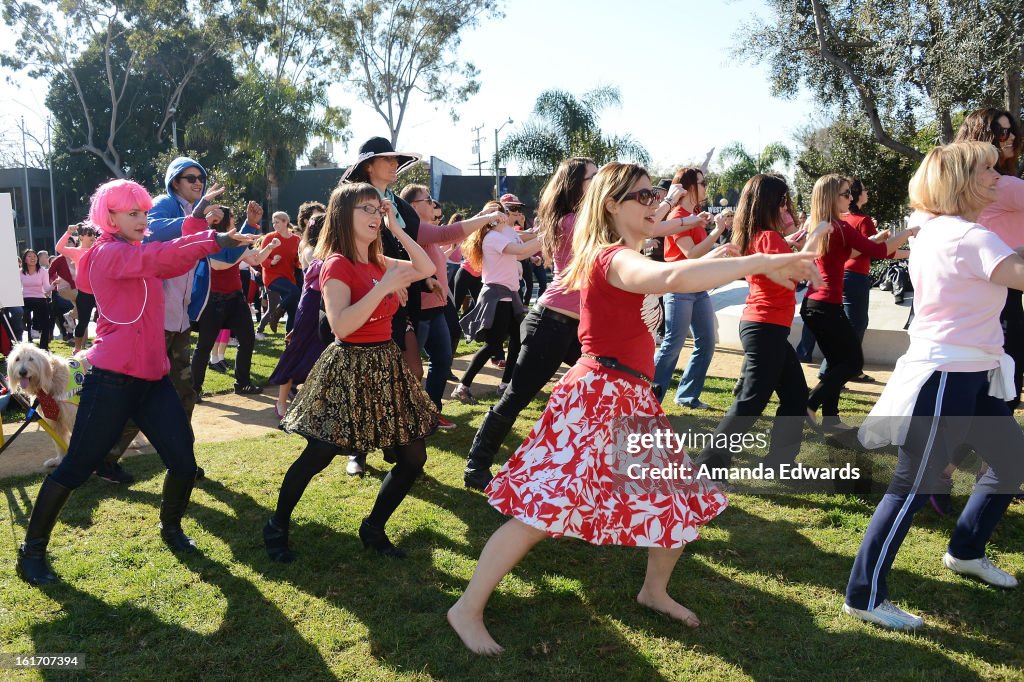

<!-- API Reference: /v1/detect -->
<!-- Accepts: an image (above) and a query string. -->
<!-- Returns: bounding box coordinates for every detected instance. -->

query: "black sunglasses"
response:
[998,125,1014,141]
[178,174,206,184]
[619,188,660,207]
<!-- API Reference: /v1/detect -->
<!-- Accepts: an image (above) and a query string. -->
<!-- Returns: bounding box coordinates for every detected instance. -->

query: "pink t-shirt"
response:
[537,214,580,314]
[909,215,1014,369]
[482,226,522,292]
[978,174,1024,249]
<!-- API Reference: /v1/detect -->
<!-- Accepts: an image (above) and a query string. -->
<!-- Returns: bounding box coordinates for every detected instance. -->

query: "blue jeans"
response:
[417,310,454,408]
[51,369,197,489]
[652,291,716,404]
[845,371,1024,610]
[819,271,872,376]
[267,277,301,332]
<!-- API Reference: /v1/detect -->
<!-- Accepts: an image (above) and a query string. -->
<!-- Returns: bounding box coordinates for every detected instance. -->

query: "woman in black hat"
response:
[339,137,427,475]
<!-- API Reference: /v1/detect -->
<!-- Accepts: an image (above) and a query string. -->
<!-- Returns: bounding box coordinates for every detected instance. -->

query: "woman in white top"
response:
[844,141,1024,631]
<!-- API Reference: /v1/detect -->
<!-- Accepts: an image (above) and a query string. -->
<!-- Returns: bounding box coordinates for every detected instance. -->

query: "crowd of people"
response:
[8,109,1024,654]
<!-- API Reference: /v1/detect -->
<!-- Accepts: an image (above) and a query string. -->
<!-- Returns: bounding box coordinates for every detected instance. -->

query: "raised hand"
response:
[204,207,225,226]
[378,262,418,294]
[215,228,258,249]
[202,182,227,204]
[246,200,264,227]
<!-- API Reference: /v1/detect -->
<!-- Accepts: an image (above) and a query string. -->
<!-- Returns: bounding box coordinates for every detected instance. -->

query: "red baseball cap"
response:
[499,193,523,209]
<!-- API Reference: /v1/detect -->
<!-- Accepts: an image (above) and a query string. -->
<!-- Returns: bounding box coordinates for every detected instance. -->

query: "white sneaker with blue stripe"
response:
[842,600,924,630]
[943,553,1018,588]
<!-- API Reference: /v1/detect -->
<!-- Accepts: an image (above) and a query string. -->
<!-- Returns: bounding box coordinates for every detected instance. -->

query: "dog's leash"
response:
[0,403,43,457]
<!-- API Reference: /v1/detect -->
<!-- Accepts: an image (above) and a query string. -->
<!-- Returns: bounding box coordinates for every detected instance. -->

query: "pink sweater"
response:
[79,218,221,380]
[56,230,90,266]
[416,221,467,310]
[20,268,53,298]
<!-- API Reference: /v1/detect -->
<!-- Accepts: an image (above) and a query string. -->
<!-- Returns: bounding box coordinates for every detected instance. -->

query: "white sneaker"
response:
[255,332,266,341]
[842,600,924,630]
[227,338,239,347]
[943,553,1018,588]
[346,455,365,476]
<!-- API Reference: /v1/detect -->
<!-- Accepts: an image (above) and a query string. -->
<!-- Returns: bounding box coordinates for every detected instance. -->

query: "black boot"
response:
[464,408,516,490]
[17,477,72,586]
[159,472,198,553]
[358,518,406,559]
[263,518,296,563]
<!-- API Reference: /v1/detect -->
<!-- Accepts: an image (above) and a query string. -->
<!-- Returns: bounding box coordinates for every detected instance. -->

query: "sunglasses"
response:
[998,125,1014,141]
[839,190,853,198]
[412,196,435,204]
[178,174,205,184]
[504,204,524,212]
[355,203,384,216]
[619,188,661,207]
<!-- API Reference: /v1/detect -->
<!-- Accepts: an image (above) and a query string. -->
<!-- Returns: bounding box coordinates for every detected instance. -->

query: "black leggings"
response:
[22,297,50,349]
[461,301,521,386]
[272,437,427,530]
[453,268,482,313]
[75,292,96,339]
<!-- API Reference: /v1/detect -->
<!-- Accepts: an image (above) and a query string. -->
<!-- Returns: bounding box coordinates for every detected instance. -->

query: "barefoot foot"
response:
[447,601,504,656]
[637,589,701,627]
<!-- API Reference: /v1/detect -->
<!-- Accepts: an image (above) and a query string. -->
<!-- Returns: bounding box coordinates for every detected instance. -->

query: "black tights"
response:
[272,437,427,530]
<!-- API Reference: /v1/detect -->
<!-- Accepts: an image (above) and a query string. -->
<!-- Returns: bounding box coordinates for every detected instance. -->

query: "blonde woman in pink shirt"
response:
[16,178,255,586]
[19,249,53,349]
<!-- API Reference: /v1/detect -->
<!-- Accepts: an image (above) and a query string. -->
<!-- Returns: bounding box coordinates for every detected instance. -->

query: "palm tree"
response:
[500,87,650,174]
[716,142,793,194]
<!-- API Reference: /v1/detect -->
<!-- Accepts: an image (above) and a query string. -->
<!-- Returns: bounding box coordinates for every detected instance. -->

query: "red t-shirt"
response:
[210,263,242,294]
[842,213,878,275]
[259,232,300,288]
[742,230,796,327]
[320,254,398,343]
[807,219,889,304]
[579,245,655,380]
[663,206,708,263]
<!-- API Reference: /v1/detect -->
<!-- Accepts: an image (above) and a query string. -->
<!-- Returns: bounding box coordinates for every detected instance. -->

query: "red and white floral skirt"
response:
[486,360,728,548]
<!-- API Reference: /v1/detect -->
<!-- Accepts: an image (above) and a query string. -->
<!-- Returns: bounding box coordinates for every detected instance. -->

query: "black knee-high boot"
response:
[17,476,72,585]
[464,408,516,490]
[160,472,198,552]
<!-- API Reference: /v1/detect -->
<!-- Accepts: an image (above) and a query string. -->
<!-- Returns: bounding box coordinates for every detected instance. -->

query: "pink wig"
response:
[89,179,154,234]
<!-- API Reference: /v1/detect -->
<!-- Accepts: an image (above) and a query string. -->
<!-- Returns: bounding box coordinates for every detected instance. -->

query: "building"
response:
[0,167,70,252]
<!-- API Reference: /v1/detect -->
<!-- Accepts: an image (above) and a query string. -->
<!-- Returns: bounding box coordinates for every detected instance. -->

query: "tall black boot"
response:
[464,408,516,490]
[17,476,72,586]
[160,471,198,553]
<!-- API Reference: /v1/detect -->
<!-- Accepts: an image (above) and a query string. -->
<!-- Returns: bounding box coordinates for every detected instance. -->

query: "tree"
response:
[499,87,651,174]
[2,0,232,176]
[738,0,1024,160]
[334,0,502,145]
[715,142,793,195]
[793,117,923,227]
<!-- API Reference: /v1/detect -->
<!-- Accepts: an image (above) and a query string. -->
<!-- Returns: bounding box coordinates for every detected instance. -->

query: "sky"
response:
[0,0,818,177]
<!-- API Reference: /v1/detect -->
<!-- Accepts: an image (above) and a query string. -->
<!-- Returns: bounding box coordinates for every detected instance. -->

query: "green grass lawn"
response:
[1,348,1023,680]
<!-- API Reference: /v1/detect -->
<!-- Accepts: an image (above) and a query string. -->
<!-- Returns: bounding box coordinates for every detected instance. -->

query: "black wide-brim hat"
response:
[340,136,422,184]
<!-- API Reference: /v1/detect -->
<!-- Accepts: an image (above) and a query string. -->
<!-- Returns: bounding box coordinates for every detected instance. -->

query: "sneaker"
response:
[436,415,456,430]
[853,373,877,383]
[451,384,477,405]
[675,399,712,410]
[255,332,266,341]
[209,360,228,372]
[234,383,263,395]
[95,462,136,485]
[496,382,509,397]
[346,454,365,476]
[447,371,458,382]
[943,553,1018,588]
[489,358,506,369]
[227,338,239,347]
[842,600,923,630]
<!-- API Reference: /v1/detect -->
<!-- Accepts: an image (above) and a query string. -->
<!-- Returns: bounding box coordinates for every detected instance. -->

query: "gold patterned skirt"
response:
[280,340,438,452]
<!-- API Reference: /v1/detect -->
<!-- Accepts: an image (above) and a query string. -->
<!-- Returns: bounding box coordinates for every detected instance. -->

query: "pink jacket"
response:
[79,218,221,380]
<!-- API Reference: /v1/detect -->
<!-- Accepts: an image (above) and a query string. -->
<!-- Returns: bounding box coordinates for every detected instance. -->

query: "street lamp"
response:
[494,117,513,199]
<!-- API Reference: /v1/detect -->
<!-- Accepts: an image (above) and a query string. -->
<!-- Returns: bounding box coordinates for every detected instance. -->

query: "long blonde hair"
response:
[808,174,848,256]
[461,201,505,271]
[561,162,650,292]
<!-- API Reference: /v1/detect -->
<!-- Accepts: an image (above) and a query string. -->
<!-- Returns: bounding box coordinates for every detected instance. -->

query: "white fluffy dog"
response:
[6,342,87,468]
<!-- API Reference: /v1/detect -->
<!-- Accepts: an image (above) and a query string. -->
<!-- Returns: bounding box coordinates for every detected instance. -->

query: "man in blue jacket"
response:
[97,157,216,484]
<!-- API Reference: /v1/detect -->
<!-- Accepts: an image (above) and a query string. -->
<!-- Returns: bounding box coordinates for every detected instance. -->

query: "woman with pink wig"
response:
[15,178,256,586]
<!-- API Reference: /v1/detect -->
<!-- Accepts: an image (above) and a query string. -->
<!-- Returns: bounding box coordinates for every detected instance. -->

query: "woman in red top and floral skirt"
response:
[801,175,916,431]
[263,183,438,562]
[447,162,820,655]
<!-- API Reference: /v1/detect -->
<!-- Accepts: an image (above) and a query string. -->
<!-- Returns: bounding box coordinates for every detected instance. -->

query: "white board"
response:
[0,193,23,308]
